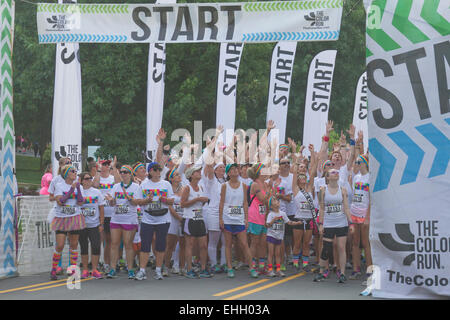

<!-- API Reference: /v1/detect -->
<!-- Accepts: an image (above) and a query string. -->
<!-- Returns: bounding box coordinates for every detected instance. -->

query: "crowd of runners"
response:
[46,120,372,286]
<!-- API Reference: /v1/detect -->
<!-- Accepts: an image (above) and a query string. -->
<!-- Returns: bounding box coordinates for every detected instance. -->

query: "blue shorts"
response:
[224,224,246,235]
[247,222,267,235]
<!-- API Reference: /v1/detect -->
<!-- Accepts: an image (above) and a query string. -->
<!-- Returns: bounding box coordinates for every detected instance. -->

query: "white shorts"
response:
[205,209,220,231]
[168,218,183,237]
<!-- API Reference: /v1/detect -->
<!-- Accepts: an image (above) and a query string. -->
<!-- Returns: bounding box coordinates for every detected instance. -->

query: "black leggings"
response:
[79,226,101,255]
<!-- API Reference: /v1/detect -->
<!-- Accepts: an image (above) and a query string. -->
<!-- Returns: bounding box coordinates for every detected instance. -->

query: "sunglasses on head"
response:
[355,161,362,165]
[101,162,110,166]
[69,170,76,173]
[65,161,71,165]
[120,171,131,174]
[280,162,290,165]
[83,176,93,181]
[329,170,339,175]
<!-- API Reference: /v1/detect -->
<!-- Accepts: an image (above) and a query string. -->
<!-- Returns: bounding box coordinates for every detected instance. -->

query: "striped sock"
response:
[70,250,79,266]
[52,252,62,271]
[251,258,257,270]
[276,264,281,272]
[57,256,62,268]
[293,254,299,265]
[267,264,273,272]
[259,258,265,269]
[302,256,309,267]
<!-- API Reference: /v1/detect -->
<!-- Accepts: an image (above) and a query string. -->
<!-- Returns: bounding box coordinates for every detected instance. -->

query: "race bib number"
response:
[258,204,266,215]
[272,220,284,231]
[326,204,342,214]
[300,202,312,210]
[353,194,363,203]
[228,206,243,216]
[193,209,203,220]
[115,204,130,215]
[149,200,162,210]
[81,207,96,217]
[61,205,76,215]
[173,204,182,213]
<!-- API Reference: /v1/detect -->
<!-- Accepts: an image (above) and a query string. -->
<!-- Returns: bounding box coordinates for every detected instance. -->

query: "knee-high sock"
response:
[208,231,221,266]
[52,251,62,271]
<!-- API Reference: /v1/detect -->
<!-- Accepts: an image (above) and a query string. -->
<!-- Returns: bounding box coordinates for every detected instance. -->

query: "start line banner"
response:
[36,1,343,44]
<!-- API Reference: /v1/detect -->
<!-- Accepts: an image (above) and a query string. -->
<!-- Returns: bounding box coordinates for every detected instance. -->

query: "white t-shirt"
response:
[80,187,105,228]
[351,173,370,218]
[279,173,295,216]
[49,175,65,209]
[97,175,115,218]
[266,210,290,240]
[140,179,174,225]
[269,178,291,214]
[109,182,142,225]
[54,182,82,218]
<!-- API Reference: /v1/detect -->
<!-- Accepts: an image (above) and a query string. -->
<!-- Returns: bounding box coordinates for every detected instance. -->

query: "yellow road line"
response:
[224,272,306,300]
[0,279,68,294]
[26,278,93,292]
[213,279,270,297]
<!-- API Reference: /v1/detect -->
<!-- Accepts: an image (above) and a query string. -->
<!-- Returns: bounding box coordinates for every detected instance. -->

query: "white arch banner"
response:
[37,1,344,44]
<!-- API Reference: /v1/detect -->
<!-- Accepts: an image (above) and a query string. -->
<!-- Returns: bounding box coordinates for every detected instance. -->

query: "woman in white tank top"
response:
[180,166,211,279]
[315,168,352,284]
[219,164,255,278]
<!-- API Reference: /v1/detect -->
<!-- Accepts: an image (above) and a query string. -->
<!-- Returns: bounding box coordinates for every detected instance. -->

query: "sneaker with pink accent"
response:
[55,267,63,275]
[81,270,90,279]
[50,270,58,281]
[92,270,103,279]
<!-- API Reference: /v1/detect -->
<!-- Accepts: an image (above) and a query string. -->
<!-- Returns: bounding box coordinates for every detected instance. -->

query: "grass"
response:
[16,155,42,186]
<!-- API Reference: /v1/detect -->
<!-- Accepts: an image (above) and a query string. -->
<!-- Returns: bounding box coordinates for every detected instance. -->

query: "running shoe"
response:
[115,264,121,273]
[154,271,163,280]
[55,266,63,275]
[276,270,286,277]
[181,268,188,276]
[250,269,259,278]
[171,266,180,274]
[221,264,228,273]
[338,273,347,283]
[349,271,362,280]
[50,270,58,281]
[267,270,276,277]
[193,263,201,273]
[234,261,246,270]
[128,269,136,279]
[227,269,235,278]
[106,269,117,279]
[92,270,103,279]
[135,269,147,281]
[346,262,353,270]
[162,266,169,277]
[303,264,312,273]
[103,264,111,274]
[199,269,212,278]
[213,264,222,274]
[185,270,198,279]
[313,273,325,282]
[81,270,90,279]
[322,269,330,279]
[293,262,299,269]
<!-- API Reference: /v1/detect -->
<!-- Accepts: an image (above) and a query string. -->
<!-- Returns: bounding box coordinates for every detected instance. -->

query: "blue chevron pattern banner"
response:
[366,0,450,299]
[36,2,344,44]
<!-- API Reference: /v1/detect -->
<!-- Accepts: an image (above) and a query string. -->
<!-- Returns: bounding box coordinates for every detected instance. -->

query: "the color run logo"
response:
[379,221,450,287]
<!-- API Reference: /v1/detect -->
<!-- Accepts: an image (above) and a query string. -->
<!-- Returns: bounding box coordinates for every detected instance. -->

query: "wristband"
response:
[323,136,329,142]
[350,139,355,146]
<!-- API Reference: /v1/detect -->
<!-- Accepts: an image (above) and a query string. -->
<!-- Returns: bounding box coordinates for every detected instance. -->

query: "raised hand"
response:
[326,120,334,136]
[346,124,356,140]
[267,120,275,131]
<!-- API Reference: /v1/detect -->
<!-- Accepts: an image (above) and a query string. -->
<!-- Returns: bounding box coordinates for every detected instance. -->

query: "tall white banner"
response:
[146,0,175,162]
[302,50,337,156]
[51,0,82,176]
[36,1,344,44]
[367,0,450,299]
[266,41,297,146]
[216,42,244,145]
[352,71,368,152]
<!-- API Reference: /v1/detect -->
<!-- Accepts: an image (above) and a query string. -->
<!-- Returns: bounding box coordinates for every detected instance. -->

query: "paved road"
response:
[0,265,374,300]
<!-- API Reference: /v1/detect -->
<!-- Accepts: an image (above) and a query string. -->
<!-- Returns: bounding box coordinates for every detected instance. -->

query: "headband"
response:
[279,144,289,149]
[359,155,369,167]
[168,167,177,179]
[133,163,145,175]
[255,163,264,176]
[63,166,75,179]
[322,160,332,171]
[121,165,133,174]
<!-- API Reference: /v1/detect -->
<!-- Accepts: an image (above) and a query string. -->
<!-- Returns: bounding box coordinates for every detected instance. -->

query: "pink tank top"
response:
[248,186,267,225]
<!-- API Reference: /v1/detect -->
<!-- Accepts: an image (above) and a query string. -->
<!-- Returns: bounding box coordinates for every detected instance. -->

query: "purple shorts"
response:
[266,235,282,246]
[110,223,138,231]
